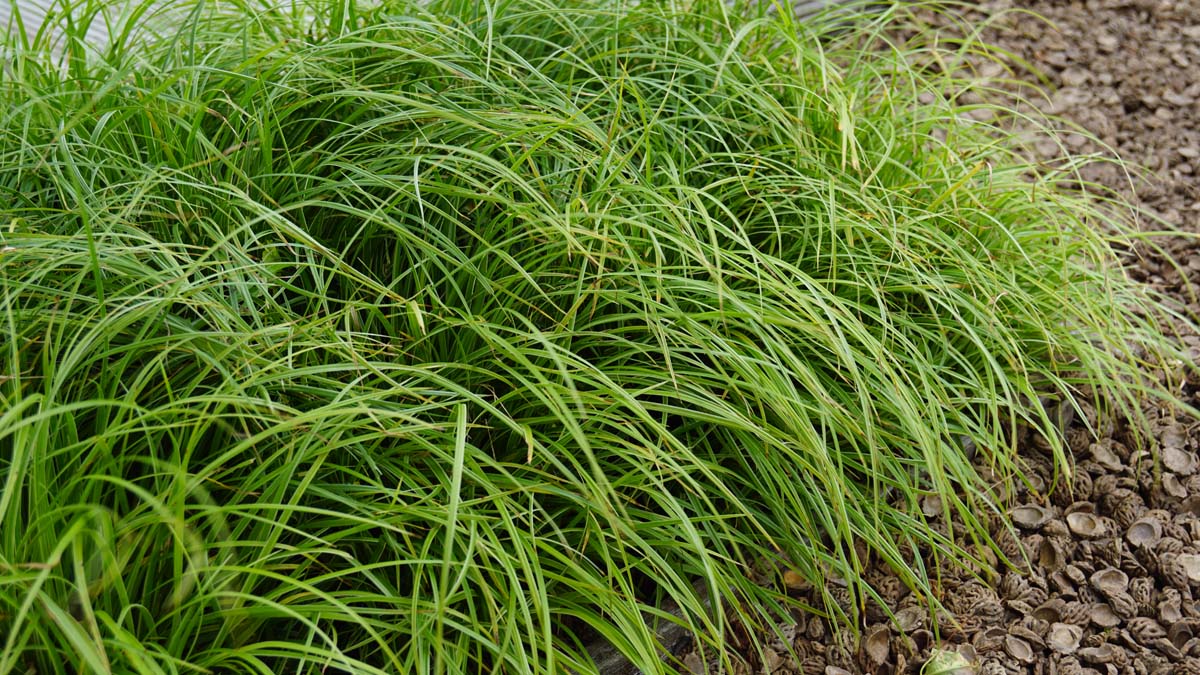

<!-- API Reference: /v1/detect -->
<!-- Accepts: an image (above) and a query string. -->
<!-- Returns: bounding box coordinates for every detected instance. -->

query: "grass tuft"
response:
[0,0,1188,672]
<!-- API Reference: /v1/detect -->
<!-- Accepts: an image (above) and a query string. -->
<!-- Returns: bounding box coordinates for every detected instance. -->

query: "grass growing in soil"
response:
[0,0,1187,672]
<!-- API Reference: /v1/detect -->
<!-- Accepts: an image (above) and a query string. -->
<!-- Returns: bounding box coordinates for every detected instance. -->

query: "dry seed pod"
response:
[893,606,924,632]
[1127,616,1167,645]
[1012,504,1054,530]
[806,616,826,641]
[1005,599,1034,620]
[956,644,977,665]
[863,625,890,665]
[1090,603,1122,628]
[1047,622,1084,654]
[1111,496,1147,531]
[1127,517,1163,549]
[1022,533,1045,559]
[972,599,1006,626]
[1090,567,1130,597]
[1032,598,1066,623]
[1165,473,1190,498]
[1134,545,1161,576]
[1004,635,1036,664]
[1043,518,1071,538]
[920,494,943,518]
[1070,471,1093,503]
[1067,512,1107,539]
[1108,591,1139,619]
[1011,620,1048,646]
[1129,576,1155,615]
[1159,587,1184,624]
[800,656,826,675]
[1163,554,1194,590]
[1049,571,1077,596]
[1163,445,1198,476]
[1156,536,1186,556]
[1179,554,1200,584]
[1092,538,1124,569]
[1063,499,1095,516]
[1092,474,1122,499]
[1064,565,1088,587]
[1080,632,1105,649]
[827,632,854,670]
[1054,655,1085,675]
[1177,514,1200,544]
[1146,636,1184,661]
[1018,585,1048,609]
[1090,441,1125,472]
[1077,644,1118,665]
[993,528,1023,561]
[1117,547,1147,579]
[1098,486,1137,515]
[1039,537,1069,571]
[972,626,1008,654]
[1170,618,1200,650]
[977,659,1006,675]
[998,572,1028,601]
[1060,601,1092,626]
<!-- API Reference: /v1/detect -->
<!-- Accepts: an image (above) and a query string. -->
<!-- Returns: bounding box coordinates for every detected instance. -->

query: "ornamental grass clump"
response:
[0,0,1185,672]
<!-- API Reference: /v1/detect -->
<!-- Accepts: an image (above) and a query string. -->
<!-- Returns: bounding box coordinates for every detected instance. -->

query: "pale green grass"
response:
[0,0,1187,672]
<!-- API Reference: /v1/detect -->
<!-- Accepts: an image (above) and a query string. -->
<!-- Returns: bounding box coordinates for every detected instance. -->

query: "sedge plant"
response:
[0,0,1187,672]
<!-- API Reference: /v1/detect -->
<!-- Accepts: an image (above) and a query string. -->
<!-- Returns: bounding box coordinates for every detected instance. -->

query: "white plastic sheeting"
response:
[0,0,859,56]
[1,0,111,46]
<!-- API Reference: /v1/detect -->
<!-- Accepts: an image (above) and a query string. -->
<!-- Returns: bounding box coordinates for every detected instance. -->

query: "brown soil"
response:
[666,1,1200,674]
